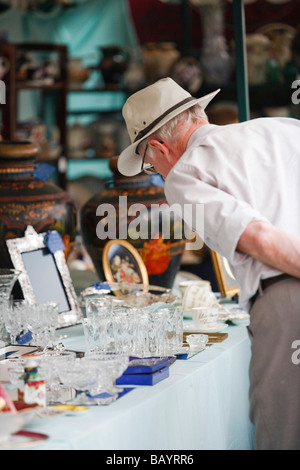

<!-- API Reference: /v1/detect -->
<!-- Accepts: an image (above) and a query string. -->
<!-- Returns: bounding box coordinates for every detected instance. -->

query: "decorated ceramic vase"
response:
[80,157,186,289]
[0,141,77,269]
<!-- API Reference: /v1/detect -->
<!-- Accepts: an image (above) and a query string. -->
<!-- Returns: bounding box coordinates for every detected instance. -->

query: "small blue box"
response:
[125,357,170,374]
[116,366,169,386]
[116,357,170,386]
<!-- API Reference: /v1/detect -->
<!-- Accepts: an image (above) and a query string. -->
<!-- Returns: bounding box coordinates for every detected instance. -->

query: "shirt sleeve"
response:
[164,164,270,266]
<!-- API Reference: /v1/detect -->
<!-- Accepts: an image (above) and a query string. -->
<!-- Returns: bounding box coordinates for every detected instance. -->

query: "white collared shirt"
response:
[164,117,300,309]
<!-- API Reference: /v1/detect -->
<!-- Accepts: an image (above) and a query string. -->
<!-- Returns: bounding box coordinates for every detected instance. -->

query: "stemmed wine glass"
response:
[2,300,30,344]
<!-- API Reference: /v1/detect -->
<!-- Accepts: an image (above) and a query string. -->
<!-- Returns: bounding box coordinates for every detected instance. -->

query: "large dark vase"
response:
[80,157,186,289]
[0,141,77,270]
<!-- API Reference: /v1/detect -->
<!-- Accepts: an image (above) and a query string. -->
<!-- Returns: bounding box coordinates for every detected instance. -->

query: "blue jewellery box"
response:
[116,357,170,386]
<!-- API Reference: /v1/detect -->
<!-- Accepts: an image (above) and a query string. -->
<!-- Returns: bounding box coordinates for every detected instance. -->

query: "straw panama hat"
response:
[117,77,220,176]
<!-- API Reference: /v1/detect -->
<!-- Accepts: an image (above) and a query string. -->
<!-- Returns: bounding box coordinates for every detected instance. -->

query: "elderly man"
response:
[117,77,300,450]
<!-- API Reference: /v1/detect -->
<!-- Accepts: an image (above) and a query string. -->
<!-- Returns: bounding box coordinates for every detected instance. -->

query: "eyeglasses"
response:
[139,143,158,175]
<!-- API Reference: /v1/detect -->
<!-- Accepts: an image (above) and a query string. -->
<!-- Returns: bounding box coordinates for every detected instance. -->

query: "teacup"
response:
[179,279,211,297]
[191,307,219,329]
[181,280,217,311]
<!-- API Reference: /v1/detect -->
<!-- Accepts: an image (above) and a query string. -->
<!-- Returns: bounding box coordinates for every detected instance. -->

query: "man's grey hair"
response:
[140,104,208,150]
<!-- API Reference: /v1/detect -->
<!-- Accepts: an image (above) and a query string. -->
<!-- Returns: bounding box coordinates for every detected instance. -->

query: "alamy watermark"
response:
[0,80,5,104]
[95,196,204,250]
[291,79,300,105]
[291,340,300,365]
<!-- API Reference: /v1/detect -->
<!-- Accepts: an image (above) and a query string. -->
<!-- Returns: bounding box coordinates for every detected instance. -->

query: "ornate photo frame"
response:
[102,239,149,296]
[6,225,82,328]
[210,250,240,299]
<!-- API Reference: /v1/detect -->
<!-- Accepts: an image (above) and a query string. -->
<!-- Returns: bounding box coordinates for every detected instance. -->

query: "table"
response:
[14,322,255,450]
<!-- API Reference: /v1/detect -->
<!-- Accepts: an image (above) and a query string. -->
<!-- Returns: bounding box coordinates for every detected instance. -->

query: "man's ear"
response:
[148,139,170,159]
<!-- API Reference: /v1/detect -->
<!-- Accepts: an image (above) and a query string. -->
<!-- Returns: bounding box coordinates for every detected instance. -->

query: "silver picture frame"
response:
[6,225,82,328]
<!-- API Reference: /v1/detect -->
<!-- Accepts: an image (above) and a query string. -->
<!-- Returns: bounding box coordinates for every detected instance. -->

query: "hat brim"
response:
[117,88,220,177]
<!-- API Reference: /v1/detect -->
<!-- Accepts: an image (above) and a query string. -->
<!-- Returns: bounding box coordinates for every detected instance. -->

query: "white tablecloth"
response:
[18,322,255,450]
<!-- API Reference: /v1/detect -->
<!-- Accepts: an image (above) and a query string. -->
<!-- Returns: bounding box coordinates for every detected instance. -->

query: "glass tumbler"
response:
[83,315,114,352]
[112,307,141,356]
[85,296,113,317]
[26,302,59,348]
[145,308,168,357]
[163,306,184,355]
[85,297,114,351]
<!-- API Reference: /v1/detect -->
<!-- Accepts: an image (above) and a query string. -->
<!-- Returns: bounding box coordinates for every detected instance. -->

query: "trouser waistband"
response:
[260,274,291,291]
[251,274,291,306]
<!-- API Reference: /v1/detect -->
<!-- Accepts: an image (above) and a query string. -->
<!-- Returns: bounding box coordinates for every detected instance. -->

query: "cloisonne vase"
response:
[80,157,186,288]
[0,141,77,269]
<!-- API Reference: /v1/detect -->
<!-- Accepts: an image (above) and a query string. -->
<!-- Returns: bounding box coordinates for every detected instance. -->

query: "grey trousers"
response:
[248,276,300,450]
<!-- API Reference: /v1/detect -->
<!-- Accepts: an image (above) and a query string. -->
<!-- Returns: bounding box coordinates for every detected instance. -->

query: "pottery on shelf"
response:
[142,42,180,85]
[88,117,130,159]
[68,57,90,88]
[0,141,77,269]
[98,46,129,88]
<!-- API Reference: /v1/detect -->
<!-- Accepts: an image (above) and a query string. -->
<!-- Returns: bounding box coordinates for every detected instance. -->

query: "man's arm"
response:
[237,220,300,278]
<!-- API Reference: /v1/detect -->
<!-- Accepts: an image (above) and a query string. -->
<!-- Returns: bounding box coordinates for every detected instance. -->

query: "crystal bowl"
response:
[186,333,208,348]
[80,282,178,308]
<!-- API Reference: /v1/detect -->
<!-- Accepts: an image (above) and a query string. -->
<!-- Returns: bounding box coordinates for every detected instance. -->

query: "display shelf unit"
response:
[66,86,128,176]
[196,81,297,112]
[0,42,68,187]
[67,87,128,115]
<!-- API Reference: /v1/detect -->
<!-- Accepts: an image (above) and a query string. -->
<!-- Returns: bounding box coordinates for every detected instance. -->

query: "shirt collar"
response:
[186,123,217,150]
[165,124,218,185]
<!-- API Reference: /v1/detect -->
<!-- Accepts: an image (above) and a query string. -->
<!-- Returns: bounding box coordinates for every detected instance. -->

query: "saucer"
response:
[0,430,48,449]
[183,322,228,333]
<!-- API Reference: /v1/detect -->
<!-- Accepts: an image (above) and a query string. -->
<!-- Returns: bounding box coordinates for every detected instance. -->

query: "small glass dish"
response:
[186,334,208,349]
